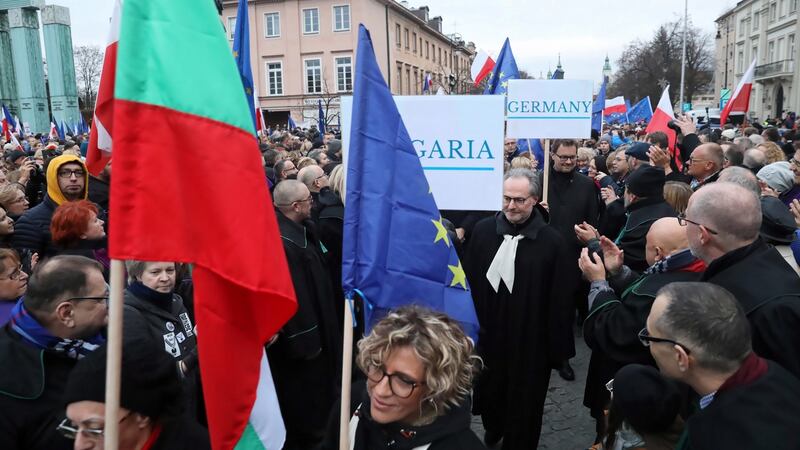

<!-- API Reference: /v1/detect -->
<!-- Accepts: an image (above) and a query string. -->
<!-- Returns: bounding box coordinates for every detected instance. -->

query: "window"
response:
[789,34,796,59]
[333,5,350,31]
[335,56,352,92]
[266,61,283,95]
[396,63,403,94]
[414,70,419,94]
[771,2,778,21]
[396,24,401,47]
[226,16,236,40]
[438,47,442,64]
[303,8,319,34]
[425,41,429,59]
[264,12,280,38]
[778,37,785,59]
[754,11,760,30]
[406,67,411,94]
[304,59,322,94]
[768,40,776,62]
[404,28,409,49]
[419,38,422,54]
[781,0,787,16]
[738,51,744,72]
[753,45,759,63]
[792,0,799,13]
[412,32,417,53]
[739,19,746,36]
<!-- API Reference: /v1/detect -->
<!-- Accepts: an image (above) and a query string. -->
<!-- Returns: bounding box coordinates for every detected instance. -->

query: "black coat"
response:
[545,169,600,255]
[122,290,197,363]
[11,196,58,256]
[465,208,575,448]
[87,176,110,212]
[269,211,343,449]
[0,326,75,450]
[682,362,800,450]
[616,197,677,272]
[582,268,702,417]
[701,238,800,378]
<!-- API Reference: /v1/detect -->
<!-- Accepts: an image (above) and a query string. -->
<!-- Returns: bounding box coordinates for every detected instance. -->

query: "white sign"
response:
[506,79,593,139]
[341,95,505,211]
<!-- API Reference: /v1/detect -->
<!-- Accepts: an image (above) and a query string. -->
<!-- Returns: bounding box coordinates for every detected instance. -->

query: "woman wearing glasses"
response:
[0,248,26,325]
[325,305,485,450]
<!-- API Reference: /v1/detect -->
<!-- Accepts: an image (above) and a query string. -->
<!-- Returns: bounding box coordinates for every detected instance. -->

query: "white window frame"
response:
[304,58,323,94]
[302,8,320,35]
[264,12,280,38]
[771,2,778,21]
[738,50,744,72]
[265,60,284,96]
[754,11,760,30]
[226,16,236,40]
[334,55,353,93]
[792,0,799,13]
[768,40,776,62]
[789,34,796,59]
[332,4,351,32]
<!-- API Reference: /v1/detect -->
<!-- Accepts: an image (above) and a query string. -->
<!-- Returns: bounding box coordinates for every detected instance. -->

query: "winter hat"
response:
[626,165,665,198]
[721,129,737,140]
[63,339,183,420]
[757,161,794,194]
[624,142,651,162]
[599,135,612,144]
[6,149,25,164]
[760,197,797,244]
[612,364,681,433]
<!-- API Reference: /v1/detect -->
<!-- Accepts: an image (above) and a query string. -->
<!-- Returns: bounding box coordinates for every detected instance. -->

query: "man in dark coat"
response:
[687,143,723,191]
[687,181,800,378]
[269,180,342,450]
[87,163,110,212]
[465,168,574,449]
[543,138,600,380]
[646,282,800,450]
[578,218,704,442]
[0,256,107,450]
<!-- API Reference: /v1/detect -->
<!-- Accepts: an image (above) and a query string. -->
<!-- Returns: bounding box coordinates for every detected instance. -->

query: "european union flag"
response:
[627,97,653,124]
[591,81,606,132]
[484,38,519,95]
[516,138,544,168]
[318,99,325,134]
[287,114,296,130]
[232,0,257,129]
[342,25,479,340]
[55,118,65,140]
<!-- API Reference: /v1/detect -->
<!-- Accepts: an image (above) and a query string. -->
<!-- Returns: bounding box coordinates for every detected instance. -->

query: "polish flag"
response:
[86,0,121,176]
[720,59,756,125]
[423,72,432,93]
[645,85,683,171]
[49,121,59,141]
[471,49,495,86]
[603,96,627,115]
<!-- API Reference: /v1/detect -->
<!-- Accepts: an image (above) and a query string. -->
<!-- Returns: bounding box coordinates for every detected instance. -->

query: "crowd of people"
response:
[0,113,799,450]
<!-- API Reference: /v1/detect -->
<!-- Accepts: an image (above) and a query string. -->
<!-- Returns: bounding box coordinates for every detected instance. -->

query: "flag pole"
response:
[542,139,551,204]
[103,259,126,450]
[339,298,354,450]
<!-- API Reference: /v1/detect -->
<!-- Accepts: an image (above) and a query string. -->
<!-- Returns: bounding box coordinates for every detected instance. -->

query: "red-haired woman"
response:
[50,200,109,271]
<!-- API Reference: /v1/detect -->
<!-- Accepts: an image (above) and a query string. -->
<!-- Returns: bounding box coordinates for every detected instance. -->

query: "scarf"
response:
[644,248,706,275]
[8,299,104,360]
[127,281,174,311]
[486,234,525,293]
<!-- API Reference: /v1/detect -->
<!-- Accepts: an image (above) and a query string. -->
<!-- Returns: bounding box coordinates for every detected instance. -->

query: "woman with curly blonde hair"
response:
[326,305,484,449]
[758,141,787,164]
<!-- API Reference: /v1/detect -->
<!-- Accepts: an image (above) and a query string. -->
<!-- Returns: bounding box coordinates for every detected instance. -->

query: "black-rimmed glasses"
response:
[366,365,425,398]
[65,283,110,303]
[677,213,718,235]
[638,327,692,355]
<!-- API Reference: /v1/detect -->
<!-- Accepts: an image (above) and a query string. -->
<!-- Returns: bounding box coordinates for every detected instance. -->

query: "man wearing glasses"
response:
[644,282,800,449]
[270,179,341,449]
[297,164,330,223]
[687,182,800,379]
[0,255,107,450]
[687,143,724,191]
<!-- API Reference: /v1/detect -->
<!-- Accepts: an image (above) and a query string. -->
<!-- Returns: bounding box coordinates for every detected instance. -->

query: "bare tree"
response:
[301,77,342,131]
[73,45,104,112]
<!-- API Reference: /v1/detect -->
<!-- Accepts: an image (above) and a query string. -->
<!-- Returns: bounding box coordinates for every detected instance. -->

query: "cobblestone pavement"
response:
[470,327,596,449]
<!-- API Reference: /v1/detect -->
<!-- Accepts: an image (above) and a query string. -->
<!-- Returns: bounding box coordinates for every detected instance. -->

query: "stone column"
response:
[0,12,18,116]
[42,4,79,130]
[8,6,48,133]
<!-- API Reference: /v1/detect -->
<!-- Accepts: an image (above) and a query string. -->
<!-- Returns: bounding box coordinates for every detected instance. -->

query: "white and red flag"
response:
[720,59,757,125]
[471,49,495,86]
[645,85,684,171]
[603,96,627,115]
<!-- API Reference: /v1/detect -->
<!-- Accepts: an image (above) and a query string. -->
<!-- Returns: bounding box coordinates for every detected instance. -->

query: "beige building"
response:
[221,0,476,129]
[715,0,800,121]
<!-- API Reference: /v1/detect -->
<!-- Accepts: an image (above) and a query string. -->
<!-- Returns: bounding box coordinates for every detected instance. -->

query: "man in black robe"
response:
[465,168,574,449]
[687,181,800,378]
[645,282,800,449]
[543,138,600,380]
[268,180,342,450]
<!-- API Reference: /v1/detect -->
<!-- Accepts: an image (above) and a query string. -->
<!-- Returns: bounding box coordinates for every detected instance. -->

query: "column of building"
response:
[8,6,48,132]
[42,4,79,128]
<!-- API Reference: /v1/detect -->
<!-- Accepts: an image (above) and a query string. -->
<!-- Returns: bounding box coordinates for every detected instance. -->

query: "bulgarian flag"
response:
[111,0,297,449]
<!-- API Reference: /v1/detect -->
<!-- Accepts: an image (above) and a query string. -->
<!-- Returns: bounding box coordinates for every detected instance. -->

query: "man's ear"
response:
[54,301,75,328]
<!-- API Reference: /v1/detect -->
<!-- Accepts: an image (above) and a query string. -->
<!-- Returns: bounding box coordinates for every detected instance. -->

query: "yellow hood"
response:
[46,154,88,205]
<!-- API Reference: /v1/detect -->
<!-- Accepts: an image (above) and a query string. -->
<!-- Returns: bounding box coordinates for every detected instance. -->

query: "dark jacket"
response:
[87,176,110,212]
[701,238,800,378]
[0,326,75,450]
[11,196,58,256]
[545,168,600,254]
[122,289,197,364]
[150,414,211,450]
[616,197,677,272]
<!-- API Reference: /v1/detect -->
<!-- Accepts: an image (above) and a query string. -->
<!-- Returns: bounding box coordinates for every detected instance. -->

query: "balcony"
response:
[754,59,795,80]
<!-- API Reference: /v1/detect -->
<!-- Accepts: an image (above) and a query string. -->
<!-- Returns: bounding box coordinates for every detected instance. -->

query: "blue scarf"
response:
[8,299,104,360]
[644,248,700,275]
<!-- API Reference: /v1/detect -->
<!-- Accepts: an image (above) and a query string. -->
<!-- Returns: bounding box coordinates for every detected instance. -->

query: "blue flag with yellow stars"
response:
[484,38,519,95]
[342,24,479,341]
[232,0,256,129]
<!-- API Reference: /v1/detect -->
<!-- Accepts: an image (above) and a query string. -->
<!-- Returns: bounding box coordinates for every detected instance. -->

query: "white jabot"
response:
[486,234,524,293]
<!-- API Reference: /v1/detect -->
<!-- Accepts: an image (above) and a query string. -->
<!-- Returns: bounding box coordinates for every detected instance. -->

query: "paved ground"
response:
[470,327,596,449]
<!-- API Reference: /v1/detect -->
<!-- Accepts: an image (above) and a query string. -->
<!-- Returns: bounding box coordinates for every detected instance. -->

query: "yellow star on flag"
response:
[501,80,508,89]
[432,217,451,247]
[448,261,467,290]
[233,50,238,58]
[499,71,505,78]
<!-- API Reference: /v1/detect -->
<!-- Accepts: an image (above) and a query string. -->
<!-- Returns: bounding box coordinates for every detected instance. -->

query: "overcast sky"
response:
[60,0,736,86]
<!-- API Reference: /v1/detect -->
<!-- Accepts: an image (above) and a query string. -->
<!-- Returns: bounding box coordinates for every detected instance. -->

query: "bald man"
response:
[577,217,706,441]
[689,182,800,378]
[687,143,724,190]
[297,165,329,222]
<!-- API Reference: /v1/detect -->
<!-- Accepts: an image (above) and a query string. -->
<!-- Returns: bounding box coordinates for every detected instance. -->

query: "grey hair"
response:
[504,168,542,199]
[272,179,306,208]
[718,167,761,198]
[733,136,754,150]
[687,182,761,245]
[743,148,767,168]
[124,260,175,284]
[655,282,751,373]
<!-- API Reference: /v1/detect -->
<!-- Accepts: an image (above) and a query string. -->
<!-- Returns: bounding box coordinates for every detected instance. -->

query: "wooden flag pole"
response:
[542,139,551,204]
[103,260,126,450]
[339,298,355,450]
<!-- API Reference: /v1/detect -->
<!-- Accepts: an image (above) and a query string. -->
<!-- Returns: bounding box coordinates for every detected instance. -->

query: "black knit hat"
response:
[626,165,665,198]
[625,142,651,162]
[63,339,183,419]
[612,364,681,433]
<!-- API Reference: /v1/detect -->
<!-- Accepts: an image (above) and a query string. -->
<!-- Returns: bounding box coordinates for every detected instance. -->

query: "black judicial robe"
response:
[464,207,575,449]
[269,211,342,450]
[615,197,676,273]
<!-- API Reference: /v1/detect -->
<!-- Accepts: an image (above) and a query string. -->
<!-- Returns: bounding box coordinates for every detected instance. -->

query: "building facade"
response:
[716,0,800,121]
[221,0,476,129]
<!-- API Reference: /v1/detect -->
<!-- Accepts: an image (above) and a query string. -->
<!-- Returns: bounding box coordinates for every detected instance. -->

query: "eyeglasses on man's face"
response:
[502,195,531,205]
[638,327,691,355]
[57,412,131,440]
[65,283,110,303]
[57,169,86,179]
[366,365,424,398]
[677,213,718,235]
[554,153,577,161]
